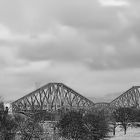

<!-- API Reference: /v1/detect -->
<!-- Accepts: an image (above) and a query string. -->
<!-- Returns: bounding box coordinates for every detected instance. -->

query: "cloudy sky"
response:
[0,0,140,102]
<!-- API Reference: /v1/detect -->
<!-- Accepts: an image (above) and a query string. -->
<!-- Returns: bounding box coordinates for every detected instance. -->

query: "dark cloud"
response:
[1,0,140,101]
[4,0,137,70]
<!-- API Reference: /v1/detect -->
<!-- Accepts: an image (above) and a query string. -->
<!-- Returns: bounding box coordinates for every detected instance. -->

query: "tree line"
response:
[1,99,140,139]
[57,106,140,139]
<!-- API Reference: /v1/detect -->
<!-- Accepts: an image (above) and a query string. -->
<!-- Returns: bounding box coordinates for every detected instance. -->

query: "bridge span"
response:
[11,83,140,115]
[92,86,140,111]
[12,83,94,113]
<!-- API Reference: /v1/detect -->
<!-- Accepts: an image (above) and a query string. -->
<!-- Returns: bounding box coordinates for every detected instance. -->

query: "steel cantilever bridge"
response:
[12,83,140,114]
[12,83,94,113]
[93,86,140,111]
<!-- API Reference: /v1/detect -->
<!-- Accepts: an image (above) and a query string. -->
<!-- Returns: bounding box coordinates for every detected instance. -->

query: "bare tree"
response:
[83,111,110,140]
[57,110,87,140]
[113,107,135,135]
[14,112,43,140]
[57,110,110,140]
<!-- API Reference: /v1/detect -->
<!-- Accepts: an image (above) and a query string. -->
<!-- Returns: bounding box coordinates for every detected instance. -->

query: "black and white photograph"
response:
[0,0,140,139]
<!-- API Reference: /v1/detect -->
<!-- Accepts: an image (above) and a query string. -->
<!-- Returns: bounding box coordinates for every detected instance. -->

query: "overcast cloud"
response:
[0,0,140,102]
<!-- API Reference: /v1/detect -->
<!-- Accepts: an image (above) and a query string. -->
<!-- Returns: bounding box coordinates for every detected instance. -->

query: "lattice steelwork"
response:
[109,86,140,109]
[12,83,94,113]
[93,102,109,110]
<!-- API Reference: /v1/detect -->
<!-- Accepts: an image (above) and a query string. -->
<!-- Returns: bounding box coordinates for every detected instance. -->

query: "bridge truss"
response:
[93,102,109,110]
[93,86,140,112]
[109,86,140,109]
[12,83,94,113]
[12,83,140,115]
[89,86,140,113]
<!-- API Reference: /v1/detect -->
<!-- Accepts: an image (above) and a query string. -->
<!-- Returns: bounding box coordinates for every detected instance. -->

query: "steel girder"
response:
[12,83,140,114]
[93,102,109,110]
[12,83,95,113]
[109,86,140,110]
[92,86,140,112]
